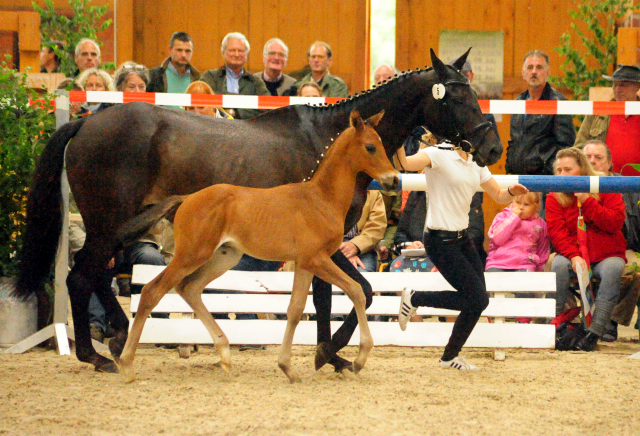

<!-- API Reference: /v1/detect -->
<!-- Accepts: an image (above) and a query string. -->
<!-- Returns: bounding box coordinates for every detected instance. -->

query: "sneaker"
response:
[398,288,417,331]
[439,356,479,371]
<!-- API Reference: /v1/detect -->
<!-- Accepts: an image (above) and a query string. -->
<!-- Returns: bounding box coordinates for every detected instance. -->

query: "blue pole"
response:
[368,174,640,193]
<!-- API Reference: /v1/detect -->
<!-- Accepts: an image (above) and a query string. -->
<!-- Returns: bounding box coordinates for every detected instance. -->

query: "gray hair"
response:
[523,50,549,68]
[221,32,250,54]
[76,68,114,91]
[263,38,289,57]
[113,61,149,91]
[75,38,101,58]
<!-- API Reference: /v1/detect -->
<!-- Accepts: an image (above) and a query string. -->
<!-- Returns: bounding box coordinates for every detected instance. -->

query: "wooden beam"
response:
[115,0,133,65]
[617,27,640,66]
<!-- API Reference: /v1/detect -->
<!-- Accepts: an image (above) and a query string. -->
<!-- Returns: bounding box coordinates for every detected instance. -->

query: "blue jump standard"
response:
[368,175,640,193]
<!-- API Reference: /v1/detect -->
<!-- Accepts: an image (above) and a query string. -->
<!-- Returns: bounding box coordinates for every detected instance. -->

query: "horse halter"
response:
[432,78,492,155]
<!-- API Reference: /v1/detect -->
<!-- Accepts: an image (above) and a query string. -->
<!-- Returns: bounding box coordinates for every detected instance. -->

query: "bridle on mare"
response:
[431,76,492,155]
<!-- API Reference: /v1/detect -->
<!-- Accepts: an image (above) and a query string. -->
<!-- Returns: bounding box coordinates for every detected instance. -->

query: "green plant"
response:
[33,0,113,76]
[0,56,56,277]
[551,0,640,102]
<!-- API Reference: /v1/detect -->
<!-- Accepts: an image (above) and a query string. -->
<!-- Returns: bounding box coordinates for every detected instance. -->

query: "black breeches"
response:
[312,250,373,350]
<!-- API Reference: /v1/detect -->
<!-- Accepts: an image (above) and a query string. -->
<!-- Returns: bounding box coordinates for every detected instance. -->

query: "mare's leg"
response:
[313,250,373,371]
[306,256,373,374]
[176,247,243,374]
[278,267,314,383]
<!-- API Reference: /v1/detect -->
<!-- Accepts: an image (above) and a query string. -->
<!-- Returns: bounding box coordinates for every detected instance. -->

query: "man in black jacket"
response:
[506,50,575,175]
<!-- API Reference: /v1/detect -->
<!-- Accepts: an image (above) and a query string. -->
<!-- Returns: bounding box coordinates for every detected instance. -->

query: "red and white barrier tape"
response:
[31,91,640,115]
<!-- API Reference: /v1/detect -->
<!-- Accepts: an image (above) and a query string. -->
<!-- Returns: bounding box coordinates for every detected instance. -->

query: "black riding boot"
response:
[575,331,600,352]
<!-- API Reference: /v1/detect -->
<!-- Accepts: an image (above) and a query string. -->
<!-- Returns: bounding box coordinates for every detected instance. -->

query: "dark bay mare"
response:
[16,49,502,373]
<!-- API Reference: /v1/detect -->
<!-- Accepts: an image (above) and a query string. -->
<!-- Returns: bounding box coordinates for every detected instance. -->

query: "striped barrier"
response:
[63,91,640,115]
[368,174,640,193]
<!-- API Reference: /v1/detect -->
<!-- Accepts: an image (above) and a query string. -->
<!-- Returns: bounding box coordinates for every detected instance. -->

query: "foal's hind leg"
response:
[175,247,243,374]
[278,268,314,383]
[306,256,373,374]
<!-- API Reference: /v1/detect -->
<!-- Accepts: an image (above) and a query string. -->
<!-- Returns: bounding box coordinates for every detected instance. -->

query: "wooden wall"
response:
[396,0,588,244]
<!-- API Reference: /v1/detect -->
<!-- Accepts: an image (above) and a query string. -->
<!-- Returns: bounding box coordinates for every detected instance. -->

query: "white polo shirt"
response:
[422,146,492,232]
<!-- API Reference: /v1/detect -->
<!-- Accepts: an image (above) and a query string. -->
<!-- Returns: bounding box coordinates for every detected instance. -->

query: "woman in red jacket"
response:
[547,147,626,351]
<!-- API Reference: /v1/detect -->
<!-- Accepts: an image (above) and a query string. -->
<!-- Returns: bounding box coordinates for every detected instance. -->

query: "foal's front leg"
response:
[278,268,314,383]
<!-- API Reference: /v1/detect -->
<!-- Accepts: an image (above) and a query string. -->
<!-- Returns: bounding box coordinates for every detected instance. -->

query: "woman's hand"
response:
[570,256,587,273]
[508,183,529,196]
[574,193,589,204]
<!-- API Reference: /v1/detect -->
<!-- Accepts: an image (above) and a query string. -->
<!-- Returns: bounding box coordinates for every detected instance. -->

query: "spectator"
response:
[40,40,64,73]
[341,190,387,273]
[547,147,626,351]
[576,65,640,175]
[74,38,101,76]
[56,78,83,116]
[583,140,640,341]
[254,38,296,96]
[200,32,270,119]
[292,41,348,97]
[75,68,114,115]
[184,81,232,118]
[506,50,575,176]
[296,82,322,97]
[373,63,397,85]
[147,32,200,94]
[114,61,149,92]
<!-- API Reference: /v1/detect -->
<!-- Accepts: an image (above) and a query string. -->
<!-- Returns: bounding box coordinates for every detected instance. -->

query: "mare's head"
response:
[418,49,503,167]
[346,109,399,191]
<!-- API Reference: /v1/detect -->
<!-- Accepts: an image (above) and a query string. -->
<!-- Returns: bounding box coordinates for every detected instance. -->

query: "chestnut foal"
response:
[118,109,399,383]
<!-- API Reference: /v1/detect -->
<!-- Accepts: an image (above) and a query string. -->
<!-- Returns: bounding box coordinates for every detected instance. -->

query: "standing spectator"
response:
[547,147,626,351]
[575,65,640,175]
[254,38,296,96]
[292,41,349,97]
[373,63,397,84]
[147,32,200,94]
[200,32,270,119]
[583,140,640,341]
[506,50,575,176]
[74,38,101,76]
[40,40,64,73]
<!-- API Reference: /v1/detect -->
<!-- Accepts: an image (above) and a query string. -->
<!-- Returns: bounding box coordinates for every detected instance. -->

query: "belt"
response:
[427,228,468,240]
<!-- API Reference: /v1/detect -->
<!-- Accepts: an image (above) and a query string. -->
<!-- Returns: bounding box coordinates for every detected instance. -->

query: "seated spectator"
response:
[291,41,348,97]
[342,190,387,273]
[254,38,296,96]
[547,147,626,351]
[56,78,83,116]
[583,140,640,340]
[184,80,232,118]
[75,68,114,115]
[296,82,323,97]
[114,61,149,92]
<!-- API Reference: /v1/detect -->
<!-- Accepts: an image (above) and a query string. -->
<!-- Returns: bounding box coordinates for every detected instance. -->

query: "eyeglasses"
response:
[266,51,287,59]
[121,63,146,72]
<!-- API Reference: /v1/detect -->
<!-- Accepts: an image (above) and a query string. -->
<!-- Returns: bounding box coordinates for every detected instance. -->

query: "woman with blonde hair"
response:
[547,147,626,351]
[75,68,114,115]
[184,80,232,118]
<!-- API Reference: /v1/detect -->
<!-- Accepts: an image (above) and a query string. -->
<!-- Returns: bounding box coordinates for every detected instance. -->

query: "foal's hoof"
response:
[95,360,119,374]
[314,342,335,371]
[214,360,231,374]
[353,361,364,374]
[330,355,354,374]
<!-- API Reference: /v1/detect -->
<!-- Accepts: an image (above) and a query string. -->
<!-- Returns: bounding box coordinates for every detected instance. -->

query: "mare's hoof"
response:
[95,360,119,373]
[331,355,354,373]
[314,342,335,371]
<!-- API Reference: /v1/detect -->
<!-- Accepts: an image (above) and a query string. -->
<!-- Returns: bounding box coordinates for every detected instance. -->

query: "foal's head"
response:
[343,109,399,191]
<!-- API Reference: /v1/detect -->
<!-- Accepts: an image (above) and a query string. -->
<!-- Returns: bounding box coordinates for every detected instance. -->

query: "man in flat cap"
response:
[576,64,640,174]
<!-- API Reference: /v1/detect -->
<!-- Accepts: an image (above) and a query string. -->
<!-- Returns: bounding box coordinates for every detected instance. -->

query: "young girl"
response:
[395,143,528,370]
[486,192,549,273]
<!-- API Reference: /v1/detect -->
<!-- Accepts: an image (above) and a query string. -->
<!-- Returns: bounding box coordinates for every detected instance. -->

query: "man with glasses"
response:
[201,32,270,119]
[147,31,200,94]
[293,41,348,97]
[254,38,296,96]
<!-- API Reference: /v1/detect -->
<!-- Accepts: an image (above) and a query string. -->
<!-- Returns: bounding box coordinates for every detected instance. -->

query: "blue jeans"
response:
[552,254,625,335]
[125,242,169,319]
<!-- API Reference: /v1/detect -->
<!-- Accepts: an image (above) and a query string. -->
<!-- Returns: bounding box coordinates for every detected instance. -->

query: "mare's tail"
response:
[116,196,185,249]
[14,118,87,303]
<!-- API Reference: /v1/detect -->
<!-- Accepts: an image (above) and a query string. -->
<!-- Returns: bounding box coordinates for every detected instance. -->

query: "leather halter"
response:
[435,78,492,155]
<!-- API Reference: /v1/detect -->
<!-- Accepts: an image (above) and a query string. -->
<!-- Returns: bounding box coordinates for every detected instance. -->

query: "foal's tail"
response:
[14,118,87,302]
[116,196,185,249]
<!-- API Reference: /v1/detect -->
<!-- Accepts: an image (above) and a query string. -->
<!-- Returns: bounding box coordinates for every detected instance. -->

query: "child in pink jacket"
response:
[486,192,550,273]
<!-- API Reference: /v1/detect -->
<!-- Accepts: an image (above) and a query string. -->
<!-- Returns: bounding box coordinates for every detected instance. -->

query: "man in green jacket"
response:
[200,32,270,119]
[147,32,200,95]
[292,41,349,98]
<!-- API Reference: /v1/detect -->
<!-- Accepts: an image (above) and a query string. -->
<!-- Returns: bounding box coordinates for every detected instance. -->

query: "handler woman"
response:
[395,143,528,370]
[547,147,626,351]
